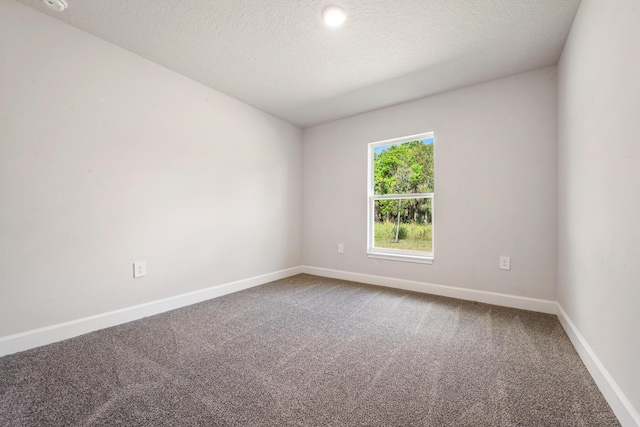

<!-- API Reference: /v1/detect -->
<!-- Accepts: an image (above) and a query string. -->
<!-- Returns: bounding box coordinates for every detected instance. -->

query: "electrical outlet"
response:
[499,256,511,271]
[338,243,344,254]
[133,261,147,278]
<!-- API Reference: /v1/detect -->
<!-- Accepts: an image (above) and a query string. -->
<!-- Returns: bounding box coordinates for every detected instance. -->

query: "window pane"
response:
[373,139,434,195]
[373,198,432,252]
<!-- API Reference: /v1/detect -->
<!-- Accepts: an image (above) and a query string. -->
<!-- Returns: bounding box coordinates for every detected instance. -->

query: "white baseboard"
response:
[302,266,556,314]
[302,266,637,425]
[3,266,635,427]
[556,303,639,427]
[0,266,303,357]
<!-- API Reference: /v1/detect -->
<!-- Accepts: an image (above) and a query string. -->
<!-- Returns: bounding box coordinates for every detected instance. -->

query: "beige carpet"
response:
[0,274,619,426]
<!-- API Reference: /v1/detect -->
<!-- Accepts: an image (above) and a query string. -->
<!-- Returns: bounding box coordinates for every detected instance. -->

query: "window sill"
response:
[367,252,434,265]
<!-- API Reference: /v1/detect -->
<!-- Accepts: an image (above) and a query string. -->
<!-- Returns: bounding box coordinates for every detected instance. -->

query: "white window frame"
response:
[367,132,434,264]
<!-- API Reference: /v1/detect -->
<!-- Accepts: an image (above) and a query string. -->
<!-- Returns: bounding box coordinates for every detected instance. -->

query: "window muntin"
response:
[367,133,434,262]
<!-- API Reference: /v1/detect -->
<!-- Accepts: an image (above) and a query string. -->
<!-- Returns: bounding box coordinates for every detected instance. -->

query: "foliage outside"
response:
[373,140,433,252]
[374,222,433,252]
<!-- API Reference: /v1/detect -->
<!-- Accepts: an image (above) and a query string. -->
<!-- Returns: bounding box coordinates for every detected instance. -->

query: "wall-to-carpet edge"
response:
[0,267,303,357]
[556,304,640,427]
[302,266,557,314]
[3,265,635,426]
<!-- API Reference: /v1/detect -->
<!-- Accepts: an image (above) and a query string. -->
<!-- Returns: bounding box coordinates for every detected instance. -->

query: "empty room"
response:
[1,0,638,425]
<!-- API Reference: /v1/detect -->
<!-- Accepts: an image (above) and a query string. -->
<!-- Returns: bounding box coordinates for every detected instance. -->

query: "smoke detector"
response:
[42,0,68,12]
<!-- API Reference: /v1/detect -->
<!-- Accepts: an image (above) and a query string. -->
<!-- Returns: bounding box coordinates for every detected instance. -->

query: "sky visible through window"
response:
[374,137,434,154]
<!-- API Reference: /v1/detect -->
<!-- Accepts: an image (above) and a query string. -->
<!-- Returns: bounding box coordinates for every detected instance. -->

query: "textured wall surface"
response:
[558,0,640,422]
[16,0,579,127]
[0,0,302,336]
[303,67,557,300]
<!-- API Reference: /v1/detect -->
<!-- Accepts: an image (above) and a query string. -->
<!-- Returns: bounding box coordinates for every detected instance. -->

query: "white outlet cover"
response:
[499,256,511,271]
[133,261,147,278]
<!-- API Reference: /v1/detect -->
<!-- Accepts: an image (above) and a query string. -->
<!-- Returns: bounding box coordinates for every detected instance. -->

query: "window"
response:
[367,132,434,264]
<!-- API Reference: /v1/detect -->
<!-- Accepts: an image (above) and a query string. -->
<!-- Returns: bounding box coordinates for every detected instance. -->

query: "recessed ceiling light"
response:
[322,5,347,27]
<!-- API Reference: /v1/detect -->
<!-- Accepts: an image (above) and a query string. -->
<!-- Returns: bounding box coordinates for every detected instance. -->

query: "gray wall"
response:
[0,0,302,336]
[558,0,640,417]
[303,67,558,300]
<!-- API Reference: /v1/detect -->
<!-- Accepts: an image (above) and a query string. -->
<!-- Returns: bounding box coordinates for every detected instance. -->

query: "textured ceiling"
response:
[17,0,581,127]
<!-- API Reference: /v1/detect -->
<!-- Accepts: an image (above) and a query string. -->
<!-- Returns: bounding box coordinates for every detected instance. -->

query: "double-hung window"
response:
[367,132,434,264]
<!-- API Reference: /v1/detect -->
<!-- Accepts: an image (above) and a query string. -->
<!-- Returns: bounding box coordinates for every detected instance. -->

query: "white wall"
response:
[303,67,557,300]
[0,0,302,337]
[558,0,640,421]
